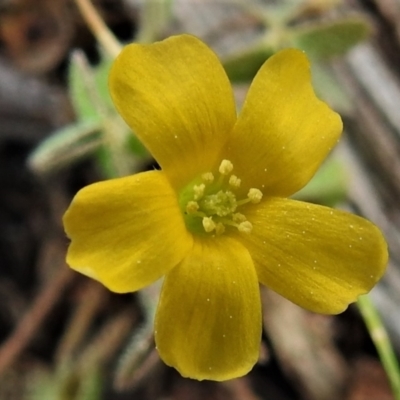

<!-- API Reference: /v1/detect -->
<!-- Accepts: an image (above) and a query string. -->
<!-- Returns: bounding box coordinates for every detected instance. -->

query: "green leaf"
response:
[68,51,114,121]
[311,63,353,115]
[290,15,372,59]
[67,51,150,177]
[28,119,102,174]
[26,364,104,400]
[223,42,273,83]
[137,0,174,43]
[292,156,347,206]
[126,133,148,158]
[68,52,99,121]
[92,50,114,110]
[76,367,103,400]
[95,145,119,179]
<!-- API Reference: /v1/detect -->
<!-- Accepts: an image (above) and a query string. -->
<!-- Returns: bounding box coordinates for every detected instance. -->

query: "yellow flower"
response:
[63,35,387,381]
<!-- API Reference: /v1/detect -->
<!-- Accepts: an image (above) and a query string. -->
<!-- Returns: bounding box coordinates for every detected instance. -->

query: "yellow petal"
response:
[237,198,387,314]
[109,34,236,190]
[63,171,193,293]
[155,237,261,381]
[224,49,342,197]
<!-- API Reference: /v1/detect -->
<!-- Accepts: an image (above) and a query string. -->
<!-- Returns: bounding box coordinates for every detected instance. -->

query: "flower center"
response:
[179,159,263,235]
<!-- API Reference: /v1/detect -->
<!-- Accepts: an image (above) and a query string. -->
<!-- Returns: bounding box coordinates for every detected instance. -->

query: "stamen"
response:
[220,218,238,228]
[202,217,216,232]
[219,159,233,175]
[202,172,214,183]
[248,188,263,203]
[229,175,241,188]
[215,223,225,235]
[233,213,246,222]
[238,221,253,234]
[181,159,261,236]
[186,201,199,214]
[193,183,206,200]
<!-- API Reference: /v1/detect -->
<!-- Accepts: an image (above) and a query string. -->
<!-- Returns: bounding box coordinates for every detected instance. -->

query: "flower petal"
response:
[236,198,387,314]
[224,49,343,197]
[155,237,261,381]
[109,34,236,190]
[63,171,193,293]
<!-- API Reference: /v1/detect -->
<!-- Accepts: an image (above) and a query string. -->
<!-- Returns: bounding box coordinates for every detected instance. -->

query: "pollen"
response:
[229,175,241,188]
[201,190,237,217]
[238,221,253,234]
[233,213,246,222]
[193,183,206,200]
[203,217,216,232]
[219,159,233,175]
[186,201,199,214]
[202,172,214,183]
[248,188,263,203]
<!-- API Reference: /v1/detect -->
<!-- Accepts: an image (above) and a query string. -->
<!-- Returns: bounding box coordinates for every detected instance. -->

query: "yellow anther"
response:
[238,221,253,234]
[229,175,241,188]
[215,222,226,235]
[202,172,214,183]
[248,188,263,203]
[202,217,216,233]
[219,159,233,175]
[186,201,199,214]
[193,183,206,200]
[233,213,246,222]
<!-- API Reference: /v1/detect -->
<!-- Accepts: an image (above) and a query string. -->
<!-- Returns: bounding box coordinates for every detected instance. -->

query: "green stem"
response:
[137,0,174,44]
[357,294,400,400]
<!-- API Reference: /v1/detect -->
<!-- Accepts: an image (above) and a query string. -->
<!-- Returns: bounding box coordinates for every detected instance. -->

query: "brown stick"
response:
[0,266,74,376]
[74,0,121,58]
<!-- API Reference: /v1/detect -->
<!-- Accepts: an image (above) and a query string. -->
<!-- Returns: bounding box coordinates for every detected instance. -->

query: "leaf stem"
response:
[357,294,400,400]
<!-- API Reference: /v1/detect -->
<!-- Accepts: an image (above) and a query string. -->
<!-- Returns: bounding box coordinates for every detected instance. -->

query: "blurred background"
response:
[0,0,400,399]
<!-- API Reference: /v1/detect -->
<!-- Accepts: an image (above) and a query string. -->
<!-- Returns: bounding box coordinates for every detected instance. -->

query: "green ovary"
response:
[200,191,237,217]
